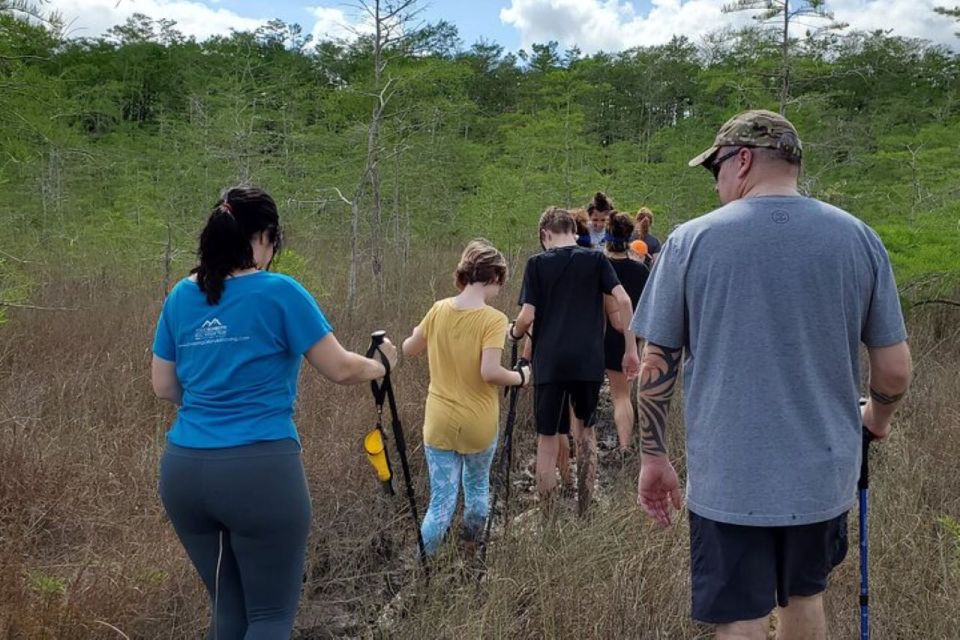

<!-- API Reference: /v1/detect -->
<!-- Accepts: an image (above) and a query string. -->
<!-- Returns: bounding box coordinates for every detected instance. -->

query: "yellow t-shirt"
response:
[419,298,509,454]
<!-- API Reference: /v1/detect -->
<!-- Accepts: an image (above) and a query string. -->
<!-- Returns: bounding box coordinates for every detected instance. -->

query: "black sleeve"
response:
[520,256,539,307]
[598,254,620,294]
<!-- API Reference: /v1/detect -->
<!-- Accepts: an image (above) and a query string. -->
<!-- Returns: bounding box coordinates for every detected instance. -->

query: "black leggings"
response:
[159,439,311,640]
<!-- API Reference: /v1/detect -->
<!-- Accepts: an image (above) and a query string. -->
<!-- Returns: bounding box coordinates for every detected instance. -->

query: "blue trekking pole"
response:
[859,426,874,640]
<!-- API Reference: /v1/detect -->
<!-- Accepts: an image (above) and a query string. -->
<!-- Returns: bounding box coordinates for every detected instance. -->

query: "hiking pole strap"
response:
[366,330,390,405]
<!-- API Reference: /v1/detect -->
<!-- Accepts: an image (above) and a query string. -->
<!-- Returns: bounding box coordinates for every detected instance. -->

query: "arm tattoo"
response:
[637,343,683,456]
[870,386,904,405]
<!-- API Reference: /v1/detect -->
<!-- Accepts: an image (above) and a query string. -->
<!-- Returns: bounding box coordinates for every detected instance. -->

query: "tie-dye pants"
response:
[420,439,498,555]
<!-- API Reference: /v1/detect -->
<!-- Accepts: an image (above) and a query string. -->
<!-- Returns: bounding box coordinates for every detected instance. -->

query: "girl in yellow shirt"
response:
[402,239,531,556]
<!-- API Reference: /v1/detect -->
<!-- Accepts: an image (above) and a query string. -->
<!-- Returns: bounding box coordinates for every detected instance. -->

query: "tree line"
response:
[1,0,958,312]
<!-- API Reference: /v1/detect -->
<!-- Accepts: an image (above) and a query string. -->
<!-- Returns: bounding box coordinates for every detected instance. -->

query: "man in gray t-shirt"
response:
[627,110,912,639]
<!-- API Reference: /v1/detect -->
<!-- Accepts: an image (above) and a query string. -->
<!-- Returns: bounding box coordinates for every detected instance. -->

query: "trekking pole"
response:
[859,425,874,640]
[479,341,523,568]
[366,330,427,568]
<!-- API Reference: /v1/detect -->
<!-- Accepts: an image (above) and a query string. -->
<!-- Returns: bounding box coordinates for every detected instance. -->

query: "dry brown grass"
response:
[1,254,958,639]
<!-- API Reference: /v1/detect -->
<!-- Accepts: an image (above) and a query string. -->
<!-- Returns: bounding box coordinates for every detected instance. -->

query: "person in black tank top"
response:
[603,213,650,454]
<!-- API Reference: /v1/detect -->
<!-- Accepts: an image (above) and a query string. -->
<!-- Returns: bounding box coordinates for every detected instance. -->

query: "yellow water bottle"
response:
[364,427,393,494]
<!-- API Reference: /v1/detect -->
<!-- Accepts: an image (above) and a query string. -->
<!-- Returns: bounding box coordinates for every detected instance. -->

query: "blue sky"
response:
[223,0,527,50]
[50,0,958,52]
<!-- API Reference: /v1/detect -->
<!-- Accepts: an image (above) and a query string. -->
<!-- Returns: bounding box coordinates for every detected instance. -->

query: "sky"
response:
[45,0,959,53]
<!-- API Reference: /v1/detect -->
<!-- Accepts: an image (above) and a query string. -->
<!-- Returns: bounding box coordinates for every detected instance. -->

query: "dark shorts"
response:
[533,382,601,436]
[690,511,849,624]
[604,331,640,372]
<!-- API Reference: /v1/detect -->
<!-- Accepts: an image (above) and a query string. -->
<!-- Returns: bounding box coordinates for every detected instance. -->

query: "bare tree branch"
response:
[910,299,960,309]
[0,301,79,312]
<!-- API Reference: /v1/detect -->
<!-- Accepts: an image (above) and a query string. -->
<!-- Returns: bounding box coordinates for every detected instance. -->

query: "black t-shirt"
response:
[519,245,620,383]
[608,256,649,309]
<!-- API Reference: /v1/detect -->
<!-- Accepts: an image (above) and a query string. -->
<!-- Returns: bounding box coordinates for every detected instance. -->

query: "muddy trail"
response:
[293,383,634,639]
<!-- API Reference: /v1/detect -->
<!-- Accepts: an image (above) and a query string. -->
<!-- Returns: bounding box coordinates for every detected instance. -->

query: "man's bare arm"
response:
[637,342,683,456]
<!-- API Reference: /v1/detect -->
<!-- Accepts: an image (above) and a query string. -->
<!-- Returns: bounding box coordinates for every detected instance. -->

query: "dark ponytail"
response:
[192,186,282,305]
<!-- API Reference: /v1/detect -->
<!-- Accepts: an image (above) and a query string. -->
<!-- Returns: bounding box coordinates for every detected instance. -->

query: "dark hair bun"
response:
[588,191,613,214]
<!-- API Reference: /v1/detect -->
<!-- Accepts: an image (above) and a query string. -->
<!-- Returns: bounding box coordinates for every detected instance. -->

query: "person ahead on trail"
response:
[510,207,638,517]
[587,191,614,249]
[603,212,649,455]
[627,110,912,640]
[633,207,661,264]
[402,240,531,557]
[151,186,397,640]
[570,207,594,248]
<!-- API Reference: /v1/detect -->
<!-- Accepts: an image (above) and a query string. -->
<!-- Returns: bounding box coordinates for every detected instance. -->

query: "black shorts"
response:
[533,382,601,436]
[689,511,849,624]
[604,331,640,372]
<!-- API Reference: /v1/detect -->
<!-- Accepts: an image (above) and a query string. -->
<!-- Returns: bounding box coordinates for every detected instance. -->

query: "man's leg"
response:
[536,434,560,516]
[775,513,848,640]
[570,382,600,517]
[689,512,777,639]
[571,420,596,516]
[716,618,768,640]
[556,433,572,494]
[777,594,826,640]
[534,383,568,517]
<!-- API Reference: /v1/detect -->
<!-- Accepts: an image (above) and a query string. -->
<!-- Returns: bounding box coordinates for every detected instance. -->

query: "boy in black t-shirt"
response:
[510,207,639,516]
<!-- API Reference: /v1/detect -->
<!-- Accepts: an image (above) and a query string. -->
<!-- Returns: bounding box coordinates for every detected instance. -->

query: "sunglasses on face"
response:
[708,148,743,181]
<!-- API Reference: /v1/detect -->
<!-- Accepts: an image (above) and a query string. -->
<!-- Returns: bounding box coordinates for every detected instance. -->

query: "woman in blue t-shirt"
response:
[151,186,396,640]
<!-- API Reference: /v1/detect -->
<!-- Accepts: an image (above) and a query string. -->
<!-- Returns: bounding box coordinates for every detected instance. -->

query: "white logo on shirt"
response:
[182,318,250,348]
[194,318,228,341]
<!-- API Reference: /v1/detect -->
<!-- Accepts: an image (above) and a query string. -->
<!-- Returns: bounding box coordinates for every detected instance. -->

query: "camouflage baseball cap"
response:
[688,109,803,168]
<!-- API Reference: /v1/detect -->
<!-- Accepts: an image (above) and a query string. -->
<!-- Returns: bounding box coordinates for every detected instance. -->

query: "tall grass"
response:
[0,250,958,639]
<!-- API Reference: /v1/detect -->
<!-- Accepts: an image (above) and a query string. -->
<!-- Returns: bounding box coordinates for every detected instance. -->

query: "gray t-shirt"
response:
[630,195,906,526]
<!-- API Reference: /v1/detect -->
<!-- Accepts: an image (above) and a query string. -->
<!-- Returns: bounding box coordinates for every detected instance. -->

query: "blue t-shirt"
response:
[152,272,332,448]
[631,196,906,527]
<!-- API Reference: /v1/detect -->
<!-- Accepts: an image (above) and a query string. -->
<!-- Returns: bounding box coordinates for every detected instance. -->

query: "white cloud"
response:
[830,0,957,46]
[48,0,266,40]
[308,5,374,42]
[500,0,959,54]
